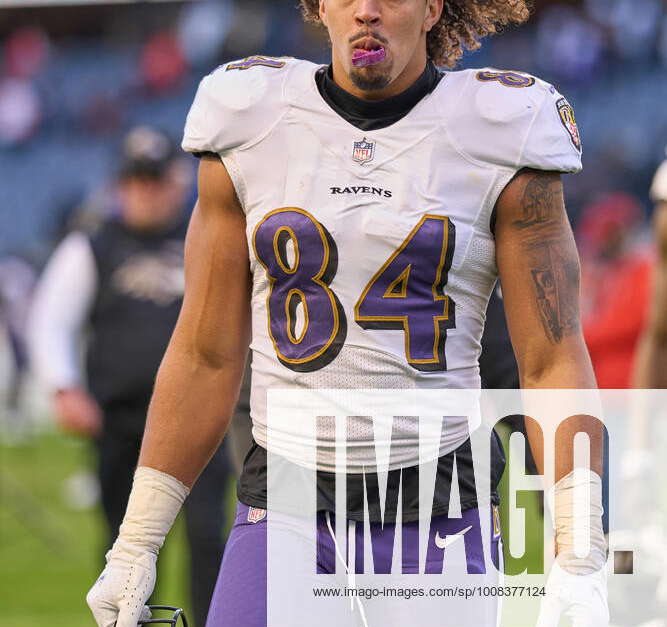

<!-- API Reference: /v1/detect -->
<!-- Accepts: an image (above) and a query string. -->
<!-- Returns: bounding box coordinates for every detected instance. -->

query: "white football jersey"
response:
[182,57,582,471]
[651,158,667,202]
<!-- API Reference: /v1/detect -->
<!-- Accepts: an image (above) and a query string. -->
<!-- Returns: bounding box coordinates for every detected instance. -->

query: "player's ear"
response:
[424,0,443,32]
[319,0,328,27]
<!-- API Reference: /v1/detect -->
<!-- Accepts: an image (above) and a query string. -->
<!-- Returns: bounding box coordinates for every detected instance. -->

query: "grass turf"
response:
[0,431,191,627]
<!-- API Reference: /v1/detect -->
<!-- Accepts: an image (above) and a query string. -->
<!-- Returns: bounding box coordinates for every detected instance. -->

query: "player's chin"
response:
[349,66,392,92]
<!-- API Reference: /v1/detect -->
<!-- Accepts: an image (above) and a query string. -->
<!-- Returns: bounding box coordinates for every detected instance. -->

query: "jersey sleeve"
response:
[182,57,292,156]
[520,85,582,173]
[446,69,582,174]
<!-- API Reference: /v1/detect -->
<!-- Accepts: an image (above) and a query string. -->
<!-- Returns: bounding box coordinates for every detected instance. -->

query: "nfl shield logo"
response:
[247,507,266,524]
[352,138,375,165]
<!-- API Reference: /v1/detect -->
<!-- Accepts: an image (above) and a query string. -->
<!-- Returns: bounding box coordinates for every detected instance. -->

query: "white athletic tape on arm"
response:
[547,469,607,575]
[113,466,190,556]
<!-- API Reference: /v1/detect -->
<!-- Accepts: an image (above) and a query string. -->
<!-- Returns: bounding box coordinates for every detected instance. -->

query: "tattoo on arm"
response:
[514,173,581,343]
[530,249,580,343]
[513,174,561,229]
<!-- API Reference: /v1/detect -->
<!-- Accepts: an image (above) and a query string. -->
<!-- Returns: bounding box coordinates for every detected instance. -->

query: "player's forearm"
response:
[523,362,606,570]
[518,337,596,389]
[138,343,247,487]
[520,339,601,479]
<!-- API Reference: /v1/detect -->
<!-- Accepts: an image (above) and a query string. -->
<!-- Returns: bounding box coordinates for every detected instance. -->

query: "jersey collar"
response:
[315,61,444,132]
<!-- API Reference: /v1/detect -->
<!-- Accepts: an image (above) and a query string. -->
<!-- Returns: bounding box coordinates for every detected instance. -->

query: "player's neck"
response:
[331,49,429,101]
[316,60,442,132]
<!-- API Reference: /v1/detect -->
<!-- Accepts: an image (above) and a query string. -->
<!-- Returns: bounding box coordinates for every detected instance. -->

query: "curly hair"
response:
[299,1,531,68]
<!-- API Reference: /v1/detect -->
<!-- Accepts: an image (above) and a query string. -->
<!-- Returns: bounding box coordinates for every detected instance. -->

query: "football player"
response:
[87,2,607,626]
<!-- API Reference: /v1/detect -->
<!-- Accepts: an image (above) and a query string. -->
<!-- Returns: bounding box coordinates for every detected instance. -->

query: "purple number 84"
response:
[252,208,456,373]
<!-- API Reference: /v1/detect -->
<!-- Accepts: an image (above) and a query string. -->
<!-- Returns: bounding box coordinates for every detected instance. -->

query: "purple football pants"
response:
[206,502,502,627]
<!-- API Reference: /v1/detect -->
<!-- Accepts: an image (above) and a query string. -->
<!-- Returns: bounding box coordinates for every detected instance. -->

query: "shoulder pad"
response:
[182,56,299,156]
[443,68,582,173]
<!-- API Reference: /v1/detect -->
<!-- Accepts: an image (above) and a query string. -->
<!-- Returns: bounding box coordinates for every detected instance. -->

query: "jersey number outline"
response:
[476,70,535,88]
[354,215,456,371]
[252,209,456,373]
[252,208,346,372]
[226,56,287,71]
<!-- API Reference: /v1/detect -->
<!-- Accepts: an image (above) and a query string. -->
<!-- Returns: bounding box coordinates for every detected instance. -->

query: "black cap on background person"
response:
[116,126,191,232]
[118,126,178,181]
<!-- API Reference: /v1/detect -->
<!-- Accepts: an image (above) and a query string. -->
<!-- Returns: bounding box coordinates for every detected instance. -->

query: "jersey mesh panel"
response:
[448,232,496,321]
[292,345,467,472]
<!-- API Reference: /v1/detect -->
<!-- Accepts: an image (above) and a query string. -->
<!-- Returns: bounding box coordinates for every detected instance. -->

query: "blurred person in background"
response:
[27,126,230,627]
[0,254,36,443]
[624,154,667,489]
[609,155,667,627]
[578,192,652,545]
[635,156,667,390]
[578,192,653,389]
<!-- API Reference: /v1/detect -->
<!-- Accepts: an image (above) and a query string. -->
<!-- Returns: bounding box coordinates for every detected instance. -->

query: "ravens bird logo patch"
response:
[556,97,582,153]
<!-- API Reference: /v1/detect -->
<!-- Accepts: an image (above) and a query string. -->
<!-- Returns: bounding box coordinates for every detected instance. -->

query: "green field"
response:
[0,431,194,627]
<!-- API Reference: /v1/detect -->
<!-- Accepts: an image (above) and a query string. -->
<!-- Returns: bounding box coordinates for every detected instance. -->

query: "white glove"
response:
[537,562,609,627]
[86,541,156,627]
[86,467,189,627]
[538,469,609,627]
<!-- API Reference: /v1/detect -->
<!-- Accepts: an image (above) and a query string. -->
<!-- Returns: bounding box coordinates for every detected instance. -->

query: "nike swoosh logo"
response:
[434,525,473,550]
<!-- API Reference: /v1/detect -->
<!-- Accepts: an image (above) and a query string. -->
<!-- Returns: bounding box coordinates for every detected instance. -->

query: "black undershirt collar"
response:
[315,61,444,132]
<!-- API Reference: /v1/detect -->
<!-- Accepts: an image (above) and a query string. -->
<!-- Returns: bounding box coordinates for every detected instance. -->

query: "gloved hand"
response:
[86,467,189,627]
[537,562,609,627]
[86,540,156,627]
[538,469,609,627]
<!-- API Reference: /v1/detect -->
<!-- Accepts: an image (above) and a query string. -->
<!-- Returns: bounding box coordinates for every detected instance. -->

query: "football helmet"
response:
[137,605,188,626]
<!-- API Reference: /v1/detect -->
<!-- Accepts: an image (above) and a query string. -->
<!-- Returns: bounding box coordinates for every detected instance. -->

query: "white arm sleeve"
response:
[27,232,97,392]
